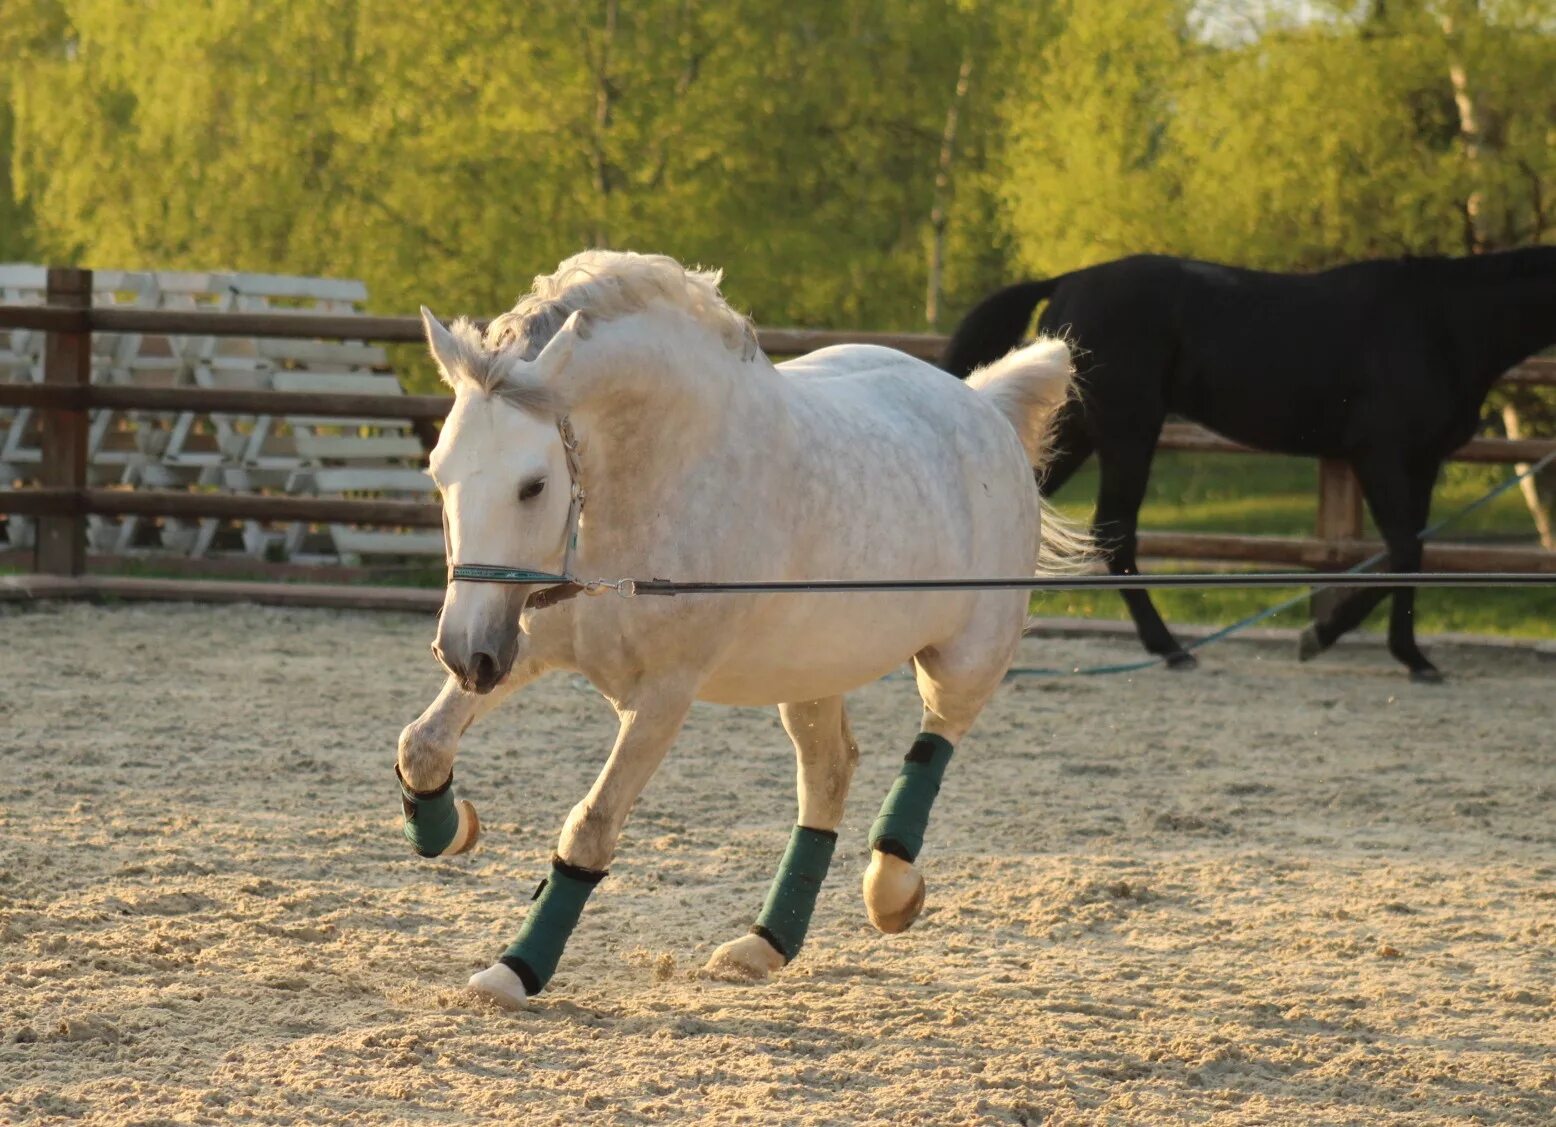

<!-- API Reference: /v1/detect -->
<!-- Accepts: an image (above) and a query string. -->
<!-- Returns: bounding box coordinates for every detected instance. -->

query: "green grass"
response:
[1036,452,1554,640]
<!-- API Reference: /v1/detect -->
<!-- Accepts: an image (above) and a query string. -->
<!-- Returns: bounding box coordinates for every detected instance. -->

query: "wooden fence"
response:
[3,266,1555,607]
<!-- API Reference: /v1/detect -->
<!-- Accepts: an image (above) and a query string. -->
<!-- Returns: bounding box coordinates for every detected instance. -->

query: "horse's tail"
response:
[940,276,1070,379]
[966,338,1095,574]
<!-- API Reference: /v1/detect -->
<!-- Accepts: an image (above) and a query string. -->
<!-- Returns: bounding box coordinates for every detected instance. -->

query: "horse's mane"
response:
[431,316,561,415]
[495,249,758,360]
[438,249,759,407]
[436,250,759,409]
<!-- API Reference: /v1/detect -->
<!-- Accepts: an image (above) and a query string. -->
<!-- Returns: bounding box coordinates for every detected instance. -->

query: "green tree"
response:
[998,0,1191,276]
[995,0,1556,274]
[4,0,1025,334]
[0,0,69,260]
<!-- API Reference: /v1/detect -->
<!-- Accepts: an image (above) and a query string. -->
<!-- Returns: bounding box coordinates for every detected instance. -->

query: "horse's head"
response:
[421,306,580,693]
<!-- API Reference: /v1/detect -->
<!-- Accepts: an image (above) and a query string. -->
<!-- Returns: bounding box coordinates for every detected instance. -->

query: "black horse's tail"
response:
[939,276,1070,379]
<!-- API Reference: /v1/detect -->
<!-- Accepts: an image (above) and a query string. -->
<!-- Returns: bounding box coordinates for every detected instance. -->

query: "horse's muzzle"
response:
[433,641,511,694]
[433,582,526,693]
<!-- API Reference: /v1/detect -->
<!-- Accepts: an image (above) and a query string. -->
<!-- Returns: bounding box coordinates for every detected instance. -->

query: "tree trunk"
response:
[1442,5,1554,545]
[1501,402,1556,550]
[925,53,974,331]
[1441,7,1485,254]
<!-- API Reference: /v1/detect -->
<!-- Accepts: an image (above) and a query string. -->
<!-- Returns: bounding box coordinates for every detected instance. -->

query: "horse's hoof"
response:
[863,850,925,934]
[1164,650,1198,671]
[1298,624,1326,662]
[444,799,481,855]
[1409,667,1445,685]
[704,933,785,982]
[468,962,529,1009]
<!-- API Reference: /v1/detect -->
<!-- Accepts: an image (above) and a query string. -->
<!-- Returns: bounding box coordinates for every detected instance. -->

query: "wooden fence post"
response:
[1315,457,1364,556]
[36,267,92,576]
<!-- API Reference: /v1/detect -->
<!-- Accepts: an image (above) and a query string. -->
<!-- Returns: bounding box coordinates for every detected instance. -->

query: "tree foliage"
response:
[1001,0,1556,277]
[2,0,1014,331]
[3,1,1554,314]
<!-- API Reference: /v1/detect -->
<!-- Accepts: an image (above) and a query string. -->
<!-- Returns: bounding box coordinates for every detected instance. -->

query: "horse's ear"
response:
[533,309,590,382]
[420,306,461,378]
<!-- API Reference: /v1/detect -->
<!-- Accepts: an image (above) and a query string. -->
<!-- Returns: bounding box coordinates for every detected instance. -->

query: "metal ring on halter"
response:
[581,577,638,597]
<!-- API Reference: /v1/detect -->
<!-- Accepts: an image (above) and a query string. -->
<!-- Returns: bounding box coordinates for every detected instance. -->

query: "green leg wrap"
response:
[869,733,955,862]
[397,766,459,857]
[499,858,607,995]
[751,825,837,962]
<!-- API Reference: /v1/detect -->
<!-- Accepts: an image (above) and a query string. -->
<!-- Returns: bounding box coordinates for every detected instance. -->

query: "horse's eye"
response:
[518,478,547,502]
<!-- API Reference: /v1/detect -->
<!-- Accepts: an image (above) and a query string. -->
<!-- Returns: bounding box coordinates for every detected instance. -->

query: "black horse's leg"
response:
[1309,583,1348,627]
[1384,462,1442,682]
[1035,403,1095,495]
[1301,456,1401,656]
[1093,435,1193,668]
[1301,455,1440,680]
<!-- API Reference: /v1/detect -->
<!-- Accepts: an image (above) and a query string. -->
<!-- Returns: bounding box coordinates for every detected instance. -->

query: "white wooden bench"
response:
[1,267,442,564]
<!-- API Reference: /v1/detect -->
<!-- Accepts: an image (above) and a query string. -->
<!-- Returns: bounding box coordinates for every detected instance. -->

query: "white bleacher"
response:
[0,266,440,564]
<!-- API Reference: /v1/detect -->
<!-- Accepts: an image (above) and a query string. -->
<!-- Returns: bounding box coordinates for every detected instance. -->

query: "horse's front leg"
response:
[396,663,538,857]
[468,684,694,1008]
[705,697,859,981]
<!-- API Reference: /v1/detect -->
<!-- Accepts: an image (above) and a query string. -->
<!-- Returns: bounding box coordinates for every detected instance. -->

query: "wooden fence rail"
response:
[4,387,1553,464]
[3,267,1555,591]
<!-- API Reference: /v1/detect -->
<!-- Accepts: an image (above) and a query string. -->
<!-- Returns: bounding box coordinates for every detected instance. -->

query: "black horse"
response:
[941,247,1556,681]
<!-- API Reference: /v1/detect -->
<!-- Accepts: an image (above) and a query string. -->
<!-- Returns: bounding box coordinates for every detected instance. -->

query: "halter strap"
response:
[557,415,585,580]
[452,563,571,584]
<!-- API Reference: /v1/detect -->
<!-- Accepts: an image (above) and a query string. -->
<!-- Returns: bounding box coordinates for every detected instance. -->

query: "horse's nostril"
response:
[471,651,497,686]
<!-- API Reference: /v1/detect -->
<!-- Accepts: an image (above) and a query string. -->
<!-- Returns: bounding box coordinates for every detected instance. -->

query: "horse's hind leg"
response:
[1301,456,1441,681]
[1094,430,1195,668]
[862,613,1017,934]
[1035,400,1095,494]
[706,696,859,981]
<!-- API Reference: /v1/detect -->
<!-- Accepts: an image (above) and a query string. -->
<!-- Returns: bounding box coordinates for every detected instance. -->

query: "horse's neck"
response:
[1443,252,1556,391]
[565,320,786,546]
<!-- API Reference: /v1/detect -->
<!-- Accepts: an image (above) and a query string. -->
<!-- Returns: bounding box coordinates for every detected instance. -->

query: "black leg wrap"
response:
[498,955,543,997]
[873,838,915,863]
[749,924,791,963]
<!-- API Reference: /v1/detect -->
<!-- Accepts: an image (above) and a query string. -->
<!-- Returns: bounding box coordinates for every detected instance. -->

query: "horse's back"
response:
[775,344,1038,523]
[776,344,1014,443]
[776,342,918,380]
[1041,255,1411,453]
[1171,260,1448,451]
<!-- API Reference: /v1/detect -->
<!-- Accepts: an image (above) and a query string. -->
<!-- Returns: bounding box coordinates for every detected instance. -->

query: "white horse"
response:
[397,250,1088,1008]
